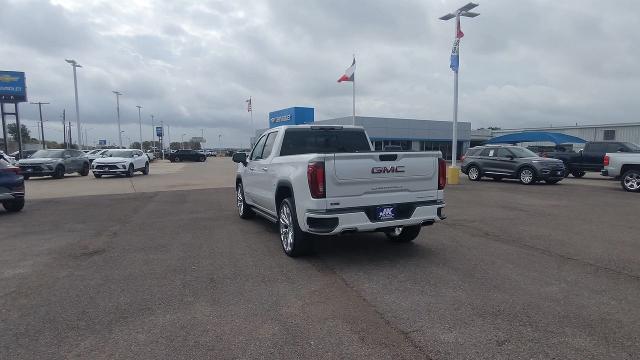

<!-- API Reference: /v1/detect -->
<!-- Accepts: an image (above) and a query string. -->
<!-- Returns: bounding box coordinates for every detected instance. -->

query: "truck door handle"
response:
[261,167,268,172]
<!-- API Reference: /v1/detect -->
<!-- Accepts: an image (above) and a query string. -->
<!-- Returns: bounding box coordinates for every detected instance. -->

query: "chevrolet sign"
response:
[0,71,27,102]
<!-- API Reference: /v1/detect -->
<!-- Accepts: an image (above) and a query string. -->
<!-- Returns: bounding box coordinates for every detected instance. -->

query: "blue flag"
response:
[450,38,460,72]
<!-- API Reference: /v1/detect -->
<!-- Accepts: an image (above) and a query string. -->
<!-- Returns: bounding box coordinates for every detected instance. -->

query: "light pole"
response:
[218,134,222,149]
[120,130,125,148]
[136,105,143,150]
[439,2,479,172]
[84,127,93,149]
[29,101,49,149]
[112,91,123,148]
[65,59,82,149]
[181,133,186,149]
[150,114,155,150]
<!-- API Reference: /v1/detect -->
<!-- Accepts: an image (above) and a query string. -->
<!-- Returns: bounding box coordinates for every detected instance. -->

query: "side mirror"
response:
[617,148,625,153]
[506,155,515,160]
[578,149,583,155]
[232,152,247,165]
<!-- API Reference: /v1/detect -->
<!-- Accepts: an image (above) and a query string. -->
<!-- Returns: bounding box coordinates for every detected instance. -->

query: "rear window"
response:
[279,128,371,156]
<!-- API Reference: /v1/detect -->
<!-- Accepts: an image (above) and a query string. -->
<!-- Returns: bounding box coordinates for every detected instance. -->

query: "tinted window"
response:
[465,148,482,156]
[250,135,268,160]
[32,150,65,158]
[587,143,607,153]
[261,132,277,158]
[106,150,135,157]
[280,128,370,156]
[509,147,537,158]
[479,148,492,157]
[494,148,512,158]
[605,143,624,152]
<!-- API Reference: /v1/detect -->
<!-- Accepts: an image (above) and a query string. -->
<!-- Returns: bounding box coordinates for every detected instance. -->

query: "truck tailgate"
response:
[325,151,441,207]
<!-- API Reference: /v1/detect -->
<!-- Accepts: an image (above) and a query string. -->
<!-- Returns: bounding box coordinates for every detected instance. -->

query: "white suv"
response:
[92,149,149,178]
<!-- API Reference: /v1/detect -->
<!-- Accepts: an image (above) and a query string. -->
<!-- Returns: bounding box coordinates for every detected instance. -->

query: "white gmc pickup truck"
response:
[232,125,446,257]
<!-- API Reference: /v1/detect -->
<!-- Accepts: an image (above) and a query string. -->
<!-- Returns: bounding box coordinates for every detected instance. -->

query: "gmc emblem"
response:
[371,166,405,174]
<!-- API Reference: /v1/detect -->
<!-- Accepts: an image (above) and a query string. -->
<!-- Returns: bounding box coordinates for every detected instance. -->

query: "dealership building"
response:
[256,107,471,159]
[471,122,640,148]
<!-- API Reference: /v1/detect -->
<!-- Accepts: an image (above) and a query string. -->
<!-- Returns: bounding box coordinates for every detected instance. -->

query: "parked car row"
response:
[462,142,640,192]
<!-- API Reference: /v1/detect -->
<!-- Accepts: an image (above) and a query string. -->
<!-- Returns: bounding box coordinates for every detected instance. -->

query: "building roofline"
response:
[492,122,640,132]
[319,116,471,125]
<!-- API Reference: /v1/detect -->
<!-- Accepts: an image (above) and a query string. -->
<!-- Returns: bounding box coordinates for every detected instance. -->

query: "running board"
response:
[252,206,278,223]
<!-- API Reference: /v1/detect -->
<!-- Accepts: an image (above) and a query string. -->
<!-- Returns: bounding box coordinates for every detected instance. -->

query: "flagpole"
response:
[451,14,461,167]
[250,97,254,133]
[352,77,356,126]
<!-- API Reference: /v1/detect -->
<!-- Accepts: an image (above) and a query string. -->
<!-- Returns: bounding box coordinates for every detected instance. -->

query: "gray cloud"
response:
[1,0,639,147]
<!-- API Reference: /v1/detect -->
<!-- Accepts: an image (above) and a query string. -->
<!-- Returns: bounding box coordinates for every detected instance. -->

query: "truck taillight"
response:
[307,161,326,198]
[438,158,446,190]
[603,155,610,166]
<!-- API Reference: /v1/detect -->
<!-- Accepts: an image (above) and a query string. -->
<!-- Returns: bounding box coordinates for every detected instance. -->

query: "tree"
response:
[170,142,181,150]
[141,141,154,151]
[7,123,31,143]
[130,141,141,149]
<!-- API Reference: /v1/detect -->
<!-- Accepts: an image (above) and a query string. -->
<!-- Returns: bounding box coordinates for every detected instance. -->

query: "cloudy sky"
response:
[1,0,638,147]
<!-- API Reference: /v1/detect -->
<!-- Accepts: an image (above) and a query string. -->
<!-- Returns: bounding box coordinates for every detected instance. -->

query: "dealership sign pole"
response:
[0,71,28,157]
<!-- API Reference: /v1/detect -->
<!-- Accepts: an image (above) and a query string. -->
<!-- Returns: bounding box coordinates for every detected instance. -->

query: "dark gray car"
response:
[17,149,90,180]
[461,145,565,184]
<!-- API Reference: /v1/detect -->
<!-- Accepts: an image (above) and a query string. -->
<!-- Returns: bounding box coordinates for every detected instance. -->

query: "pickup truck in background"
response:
[232,125,446,257]
[602,153,640,192]
[546,141,640,178]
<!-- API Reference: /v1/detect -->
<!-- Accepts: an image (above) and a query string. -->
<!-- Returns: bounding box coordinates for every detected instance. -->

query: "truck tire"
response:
[621,169,640,192]
[385,225,421,243]
[279,197,313,257]
[518,167,536,185]
[467,165,481,181]
[142,163,149,175]
[236,182,254,219]
[571,170,586,178]
[2,198,25,212]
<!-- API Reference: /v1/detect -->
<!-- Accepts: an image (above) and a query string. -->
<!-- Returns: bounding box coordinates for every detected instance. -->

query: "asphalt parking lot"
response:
[1,160,639,359]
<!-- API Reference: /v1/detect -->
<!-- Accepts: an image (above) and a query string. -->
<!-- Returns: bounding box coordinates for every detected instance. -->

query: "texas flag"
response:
[337,58,356,82]
[450,17,464,72]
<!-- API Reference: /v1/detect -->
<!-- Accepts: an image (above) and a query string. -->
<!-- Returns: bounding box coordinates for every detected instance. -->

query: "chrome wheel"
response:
[520,168,534,184]
[279,203,294,253]
[623,171,640,191]
[237,185,244,215]
[468,166,479,180]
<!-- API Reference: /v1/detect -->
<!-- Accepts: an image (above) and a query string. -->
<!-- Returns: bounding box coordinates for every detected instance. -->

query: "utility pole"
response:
[30,101,50,149]
[61,109,66,148]
[68,121,73,148]
[112,91,122,148]
[136,105,143,150]
[65,59,82,149]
